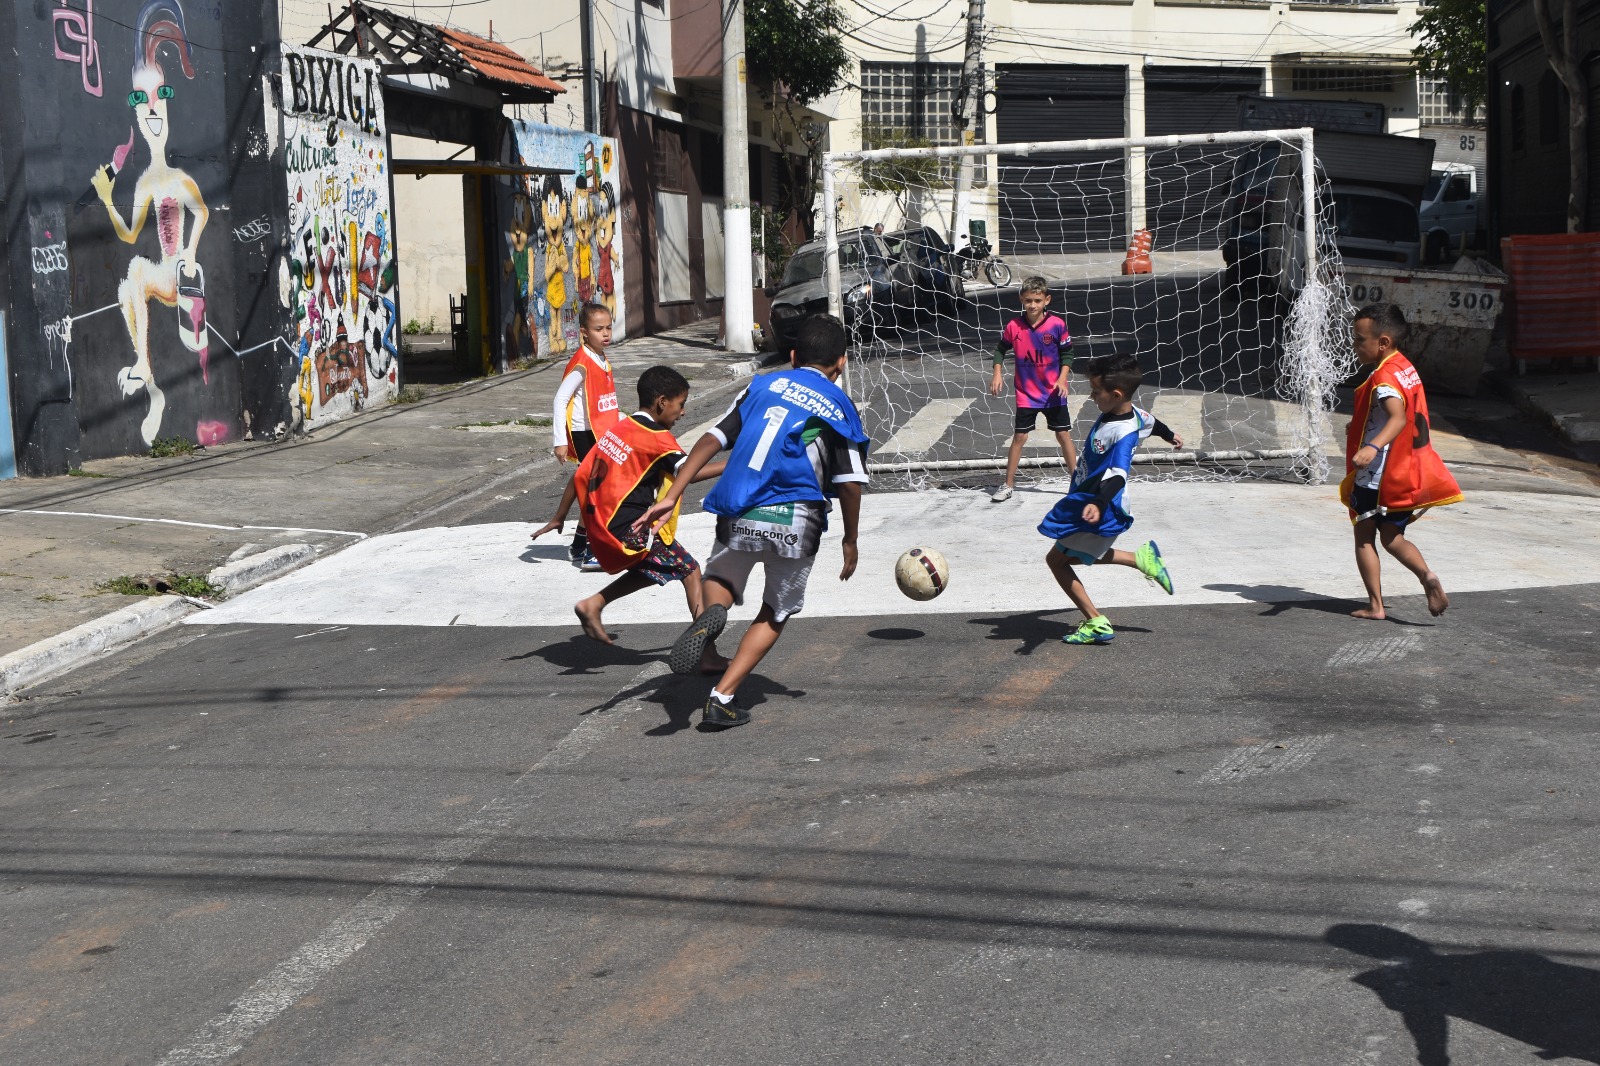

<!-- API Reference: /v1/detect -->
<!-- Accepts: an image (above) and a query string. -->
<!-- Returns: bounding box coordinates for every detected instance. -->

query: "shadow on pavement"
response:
[643,674,807,737]
[505,634,668,675]
[1204,583,1436,626]
[1327,923,1600,1066]
[969,610,1151,655]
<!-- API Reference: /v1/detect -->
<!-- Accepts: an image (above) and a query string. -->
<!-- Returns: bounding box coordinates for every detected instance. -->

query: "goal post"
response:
[817,127,1353,486]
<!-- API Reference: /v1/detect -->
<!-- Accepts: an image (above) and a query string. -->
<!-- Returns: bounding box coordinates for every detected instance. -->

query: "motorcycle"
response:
[951,235,1012,288]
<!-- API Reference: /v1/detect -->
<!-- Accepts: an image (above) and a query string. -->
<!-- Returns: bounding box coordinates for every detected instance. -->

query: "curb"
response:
[208,543,319,594]
[1483,370,1600,459]
[727,352,786,379]
[1,596,195,701]
[1,544,322,702]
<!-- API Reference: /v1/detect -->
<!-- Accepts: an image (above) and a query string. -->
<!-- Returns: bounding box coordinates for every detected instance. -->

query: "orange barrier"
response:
[1500,232,1600,373]
[1122,229,1153,275]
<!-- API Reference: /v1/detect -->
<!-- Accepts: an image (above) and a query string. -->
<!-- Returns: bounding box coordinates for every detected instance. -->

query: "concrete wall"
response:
[0,0,284,476]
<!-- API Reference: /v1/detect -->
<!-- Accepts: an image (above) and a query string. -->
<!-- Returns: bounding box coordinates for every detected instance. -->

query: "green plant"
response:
[148,436,197,458]
[756,206,796,289]
[392,385,427,404]
[99,574,222,598]
[67,468,114,478]
[1411,0,1486,117]
[402,315,439,336]
[853,125,949,213]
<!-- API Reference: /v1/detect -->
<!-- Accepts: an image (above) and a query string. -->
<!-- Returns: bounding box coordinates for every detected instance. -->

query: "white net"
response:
[819,130,1354,487]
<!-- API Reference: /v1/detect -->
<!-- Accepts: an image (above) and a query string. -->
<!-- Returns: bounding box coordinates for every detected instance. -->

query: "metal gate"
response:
[1143,66,1264,250]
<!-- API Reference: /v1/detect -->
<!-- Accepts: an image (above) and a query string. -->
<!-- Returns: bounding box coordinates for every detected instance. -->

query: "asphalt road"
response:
[4,579,1599,1065]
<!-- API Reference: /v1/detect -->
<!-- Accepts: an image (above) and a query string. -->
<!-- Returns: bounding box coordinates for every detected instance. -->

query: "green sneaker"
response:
[1063,615,1116,645]
[1135,540,1174,595]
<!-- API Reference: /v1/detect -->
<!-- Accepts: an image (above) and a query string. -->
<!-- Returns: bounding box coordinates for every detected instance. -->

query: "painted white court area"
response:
[187,485,1600,629]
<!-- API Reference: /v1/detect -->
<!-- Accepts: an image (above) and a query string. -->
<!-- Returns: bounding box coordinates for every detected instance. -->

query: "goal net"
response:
[818,129,1353,486]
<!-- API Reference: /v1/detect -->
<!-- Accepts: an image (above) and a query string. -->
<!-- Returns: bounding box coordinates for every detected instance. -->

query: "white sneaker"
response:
[990,484,1014,503]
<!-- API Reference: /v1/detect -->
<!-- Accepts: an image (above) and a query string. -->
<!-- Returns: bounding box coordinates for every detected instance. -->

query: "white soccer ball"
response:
[895,546,949,601]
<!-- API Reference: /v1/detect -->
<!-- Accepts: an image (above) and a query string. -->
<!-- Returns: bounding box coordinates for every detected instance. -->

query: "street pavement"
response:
[4,311,1600,1064]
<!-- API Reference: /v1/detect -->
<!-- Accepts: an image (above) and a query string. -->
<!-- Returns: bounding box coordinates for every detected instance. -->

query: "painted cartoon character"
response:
[573,179,595,305]
[596,181,618,318]
[540,174,569,356]
[504,185,535,360]
[91,1,207,446]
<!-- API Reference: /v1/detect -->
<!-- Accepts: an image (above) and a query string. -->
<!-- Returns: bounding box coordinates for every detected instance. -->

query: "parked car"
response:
[1220,142,1305,302]
[881,225,962,312]
[1330,184,1421,268]
[767,230,895,350]
[1419,162,1480,264]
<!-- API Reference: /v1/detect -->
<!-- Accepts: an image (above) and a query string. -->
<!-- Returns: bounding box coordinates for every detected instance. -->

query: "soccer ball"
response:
[894,547,949,601]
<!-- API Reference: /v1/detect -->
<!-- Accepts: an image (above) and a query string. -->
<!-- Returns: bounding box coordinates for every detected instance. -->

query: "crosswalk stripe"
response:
[881,397,980,454]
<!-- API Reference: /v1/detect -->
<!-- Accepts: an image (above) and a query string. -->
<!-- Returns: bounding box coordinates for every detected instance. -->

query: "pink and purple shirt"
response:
[1000,313,1071,409]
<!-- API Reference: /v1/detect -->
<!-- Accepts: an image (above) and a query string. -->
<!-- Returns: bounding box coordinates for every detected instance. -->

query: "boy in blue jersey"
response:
[638,314,870,728]
[1039,353,1176,645]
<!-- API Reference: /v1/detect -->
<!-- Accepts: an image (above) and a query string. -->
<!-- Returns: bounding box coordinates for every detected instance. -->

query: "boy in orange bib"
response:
[533,366,726,644]
[1339,303,1462,620]
[552,304,623,570]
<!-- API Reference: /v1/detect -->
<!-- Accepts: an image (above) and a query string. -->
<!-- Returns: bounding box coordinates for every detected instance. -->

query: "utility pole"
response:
[950,0,985,251]
[721,0,755,353]
[579,0,599,133]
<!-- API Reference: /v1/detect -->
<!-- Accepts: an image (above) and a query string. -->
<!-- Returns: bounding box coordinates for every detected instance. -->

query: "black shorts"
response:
[1350,485,1415,527]
[1015,406,1073,434]
[570,430,597,460]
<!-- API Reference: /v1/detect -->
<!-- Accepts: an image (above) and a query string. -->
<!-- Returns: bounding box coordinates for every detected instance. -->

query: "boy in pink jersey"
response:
[988,277,1076,501]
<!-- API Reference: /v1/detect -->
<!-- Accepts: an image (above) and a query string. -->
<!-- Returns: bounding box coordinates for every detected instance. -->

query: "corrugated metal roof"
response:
[437,26,566,96]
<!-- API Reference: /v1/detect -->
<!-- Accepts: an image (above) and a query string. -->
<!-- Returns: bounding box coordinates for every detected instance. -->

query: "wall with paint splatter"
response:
[500,121,625,363]
[0,1,284,475]
[275,45,396,429]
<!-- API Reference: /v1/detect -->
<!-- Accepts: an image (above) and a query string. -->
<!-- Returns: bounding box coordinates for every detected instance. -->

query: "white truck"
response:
[1418,162,1481,265]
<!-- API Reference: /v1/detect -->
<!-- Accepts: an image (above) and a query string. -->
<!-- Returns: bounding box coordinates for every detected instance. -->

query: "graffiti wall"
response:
[277,45,396,429]
[0,1,283,473]
[501,121,626,363]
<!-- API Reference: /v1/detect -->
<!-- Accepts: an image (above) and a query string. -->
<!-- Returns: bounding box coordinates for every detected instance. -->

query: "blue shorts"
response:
[1053,530,1119,565]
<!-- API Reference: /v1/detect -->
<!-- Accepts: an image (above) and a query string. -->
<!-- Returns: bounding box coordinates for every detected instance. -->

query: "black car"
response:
[882,225,962,312]
[768,230,896,350]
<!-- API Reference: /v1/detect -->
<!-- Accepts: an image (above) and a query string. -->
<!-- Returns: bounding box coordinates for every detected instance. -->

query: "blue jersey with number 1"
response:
[703,369,868,517]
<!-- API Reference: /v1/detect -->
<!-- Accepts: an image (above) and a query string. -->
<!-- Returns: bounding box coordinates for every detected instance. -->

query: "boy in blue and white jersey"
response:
[1038,354,1176,645]
[639,314,869,728]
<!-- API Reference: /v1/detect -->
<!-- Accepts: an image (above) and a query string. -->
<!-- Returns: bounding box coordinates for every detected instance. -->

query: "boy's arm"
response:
[1354,395,1407,468]
[1150,416,1183,449]
[530,472,580,540]
[636,433,722,531]
[989,345,1007,396]
[551,367,583,460]
[689,460,727,483]
[836,481,862,581]
[1053,334,1072,398]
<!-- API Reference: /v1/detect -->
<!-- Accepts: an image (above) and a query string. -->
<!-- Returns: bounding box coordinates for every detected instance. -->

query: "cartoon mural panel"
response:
[503,122,625,363]
[279,44,396,430]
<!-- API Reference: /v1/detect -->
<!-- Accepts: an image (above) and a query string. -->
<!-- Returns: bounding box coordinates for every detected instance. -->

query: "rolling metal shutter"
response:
[995,64,1126,253]
[1142,66,1263,250]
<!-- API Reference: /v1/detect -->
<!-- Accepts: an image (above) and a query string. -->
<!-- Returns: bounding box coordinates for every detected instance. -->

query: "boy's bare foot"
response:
[1351,607,1386,620]
[699,647,730,675]
[1422,573,1450,616]
[574,600,613,644]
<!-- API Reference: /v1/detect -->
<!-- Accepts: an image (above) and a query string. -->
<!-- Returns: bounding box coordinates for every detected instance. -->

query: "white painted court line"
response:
[188,486,1600,630]
[1200,735,1333,784]
[154,662,669,1066]
[1325,632,1422,668]
[882,396,980,454]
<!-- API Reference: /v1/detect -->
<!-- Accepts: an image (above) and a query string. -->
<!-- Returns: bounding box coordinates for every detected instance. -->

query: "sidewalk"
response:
[0,328,769,669]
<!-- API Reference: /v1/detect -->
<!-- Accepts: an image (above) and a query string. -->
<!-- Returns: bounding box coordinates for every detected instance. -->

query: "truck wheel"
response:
[1425,232,1449,266]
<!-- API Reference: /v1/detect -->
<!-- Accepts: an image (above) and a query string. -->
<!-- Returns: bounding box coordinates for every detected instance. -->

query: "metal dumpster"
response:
[1342,259,1507,395]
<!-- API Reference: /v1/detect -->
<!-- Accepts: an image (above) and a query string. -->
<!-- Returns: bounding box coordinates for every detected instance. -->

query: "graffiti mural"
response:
[279,44,397,430]
[502,121,625,363]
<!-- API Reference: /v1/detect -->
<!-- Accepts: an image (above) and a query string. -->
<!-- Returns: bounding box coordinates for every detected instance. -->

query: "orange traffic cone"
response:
[1122,229,1153,275]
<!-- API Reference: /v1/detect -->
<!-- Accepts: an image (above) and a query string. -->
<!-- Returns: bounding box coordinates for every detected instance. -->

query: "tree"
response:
[745,0,852,239]
[852,124,948,221]
[1410,0,1487,117]
[1532,0,1590,231]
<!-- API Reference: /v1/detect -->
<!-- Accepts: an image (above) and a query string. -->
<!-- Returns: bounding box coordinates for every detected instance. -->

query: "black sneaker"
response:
[701,693,751,729]
[568,534,589,568]
[670,604,727,675]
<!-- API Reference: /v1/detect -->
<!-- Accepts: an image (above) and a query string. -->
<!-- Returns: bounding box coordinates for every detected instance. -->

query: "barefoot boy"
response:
[1340,303,1461,620]
[552,303,623,570]
[532,366,725,643]
[1038,354,1174,645]
[989,277,1076,502]
[640,314,869,729]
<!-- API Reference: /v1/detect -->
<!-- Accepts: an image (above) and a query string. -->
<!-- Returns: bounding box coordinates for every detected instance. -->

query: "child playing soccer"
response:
[989,277,1076,502]
[552,303,623,571]
[639,314,870,729]
[1339,303,1461,620]
[1038,353,1175,645]
[531,366,726,643]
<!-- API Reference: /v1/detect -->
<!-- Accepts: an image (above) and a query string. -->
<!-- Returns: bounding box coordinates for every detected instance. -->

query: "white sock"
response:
[710,689,734,705]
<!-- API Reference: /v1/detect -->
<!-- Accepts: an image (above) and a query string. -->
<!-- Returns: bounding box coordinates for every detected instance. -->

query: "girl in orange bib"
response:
[551,304,623,568]
[1339,304,1461,620]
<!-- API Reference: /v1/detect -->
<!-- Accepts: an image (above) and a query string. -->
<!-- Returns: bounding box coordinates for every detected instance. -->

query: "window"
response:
[1539,71,1561,145]
[861,61,973,148]
[1417,76,1486,126]
[1444,175,1472,201]
[1290,68,1395,95]
[652,122,687,193]
[1511,84,1526,150]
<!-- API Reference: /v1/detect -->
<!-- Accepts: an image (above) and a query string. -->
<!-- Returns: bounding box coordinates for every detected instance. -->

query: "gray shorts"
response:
[1053,530,1119,566]
[703,540,816,623]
